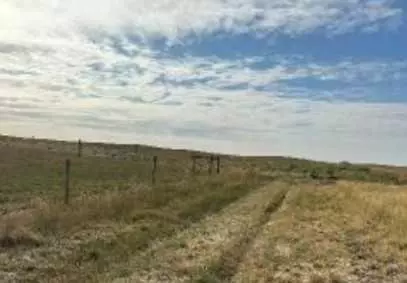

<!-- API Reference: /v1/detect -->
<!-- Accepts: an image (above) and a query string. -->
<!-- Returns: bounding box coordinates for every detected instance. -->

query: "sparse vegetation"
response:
[1,134,407,282]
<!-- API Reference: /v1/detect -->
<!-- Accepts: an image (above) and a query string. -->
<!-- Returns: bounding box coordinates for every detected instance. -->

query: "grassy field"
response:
[1,134,407,282]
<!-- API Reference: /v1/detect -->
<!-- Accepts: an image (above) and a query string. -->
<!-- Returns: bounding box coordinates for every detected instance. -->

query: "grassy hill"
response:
[1,134,407,282]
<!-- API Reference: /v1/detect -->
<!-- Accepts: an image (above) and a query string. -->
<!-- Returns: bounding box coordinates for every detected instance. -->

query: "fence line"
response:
[2,138,224,204]
[61,153,223,204]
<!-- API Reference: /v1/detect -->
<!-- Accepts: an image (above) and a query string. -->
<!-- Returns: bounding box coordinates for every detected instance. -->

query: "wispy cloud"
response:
[0,0,406,165]
[1,0,401,41]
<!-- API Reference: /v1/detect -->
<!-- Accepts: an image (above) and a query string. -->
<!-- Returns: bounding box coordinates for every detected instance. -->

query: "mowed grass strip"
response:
[194,188,289,283]
[111,183,289,283]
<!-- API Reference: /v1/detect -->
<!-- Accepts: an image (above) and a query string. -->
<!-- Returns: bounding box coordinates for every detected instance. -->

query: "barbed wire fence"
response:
[0,136,226,205]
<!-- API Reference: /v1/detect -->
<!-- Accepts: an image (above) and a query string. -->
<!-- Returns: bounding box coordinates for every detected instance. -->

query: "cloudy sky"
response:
[0,0,406,165]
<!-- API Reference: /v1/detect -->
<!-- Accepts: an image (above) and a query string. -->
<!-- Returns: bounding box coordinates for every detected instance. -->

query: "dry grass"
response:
[2,135,407,282]
[0,146,268,282]
[110,183,288,283]
[231,181,407,283]
[0,213,43,249]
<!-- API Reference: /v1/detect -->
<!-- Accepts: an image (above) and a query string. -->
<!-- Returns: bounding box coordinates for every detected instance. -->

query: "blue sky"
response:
[0,0,407,165]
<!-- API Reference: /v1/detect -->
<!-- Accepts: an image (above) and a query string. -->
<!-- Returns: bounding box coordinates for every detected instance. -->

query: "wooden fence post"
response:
[216,156,221,174]
[208,155,214,175]
[65,159,71,205]
[152,156,158,184]
[78,139,82,157]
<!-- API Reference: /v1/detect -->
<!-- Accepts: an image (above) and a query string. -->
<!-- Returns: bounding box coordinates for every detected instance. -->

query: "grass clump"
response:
[0,213,43,249]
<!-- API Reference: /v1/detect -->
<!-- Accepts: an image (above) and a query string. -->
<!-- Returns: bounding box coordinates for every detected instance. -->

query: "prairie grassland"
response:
[1,135,407,282]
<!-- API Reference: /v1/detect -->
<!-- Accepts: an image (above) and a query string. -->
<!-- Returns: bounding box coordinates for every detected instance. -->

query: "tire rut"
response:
[112,184,289,283]
[193,189,288,283]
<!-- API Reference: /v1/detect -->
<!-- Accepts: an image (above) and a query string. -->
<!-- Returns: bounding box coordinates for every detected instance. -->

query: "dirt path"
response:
[112,183,289,283]
[230,203,296,282]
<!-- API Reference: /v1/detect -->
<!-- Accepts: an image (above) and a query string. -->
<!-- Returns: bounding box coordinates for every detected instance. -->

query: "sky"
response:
[0,0,406,165]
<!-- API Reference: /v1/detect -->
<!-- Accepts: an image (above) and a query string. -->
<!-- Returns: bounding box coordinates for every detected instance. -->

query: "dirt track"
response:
[112,183,289,283]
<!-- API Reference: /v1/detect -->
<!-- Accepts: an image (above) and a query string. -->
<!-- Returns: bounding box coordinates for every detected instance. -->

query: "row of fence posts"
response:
[191,155,221,175]
[64,139,221,205]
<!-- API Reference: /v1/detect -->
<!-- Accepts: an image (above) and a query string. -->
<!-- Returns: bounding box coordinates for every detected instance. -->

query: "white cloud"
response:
[0,0,402,44]
[0,0,406,165]
[3,87,407,165]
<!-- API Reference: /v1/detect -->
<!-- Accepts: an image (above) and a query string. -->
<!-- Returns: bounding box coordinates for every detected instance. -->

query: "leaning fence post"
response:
[216,156,221,174]
[65,159,71,205]
[208,155,214,175]
[152,156,158,184]
[78,139,82,157]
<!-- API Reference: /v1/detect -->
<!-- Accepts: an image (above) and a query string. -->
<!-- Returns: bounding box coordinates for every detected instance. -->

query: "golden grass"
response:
[0,180,407,282]
[231,181,407,283]
[0,168,267,282]
[3,135,407,282]
[112,183,288,283]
